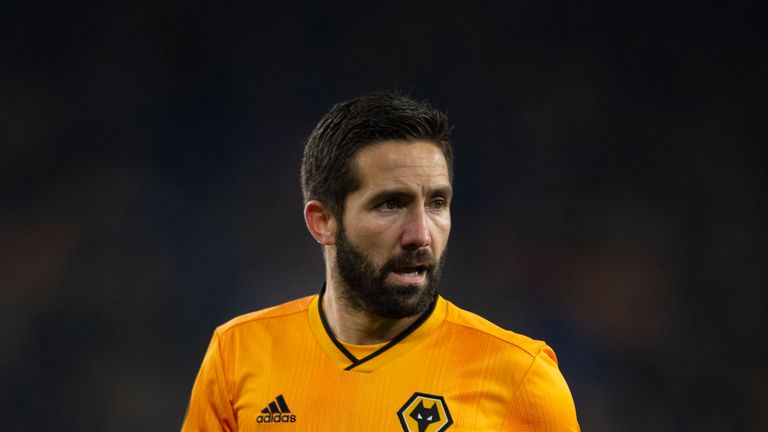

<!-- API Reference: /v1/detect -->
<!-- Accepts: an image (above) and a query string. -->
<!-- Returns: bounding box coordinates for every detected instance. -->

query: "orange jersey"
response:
[182,293,579,431]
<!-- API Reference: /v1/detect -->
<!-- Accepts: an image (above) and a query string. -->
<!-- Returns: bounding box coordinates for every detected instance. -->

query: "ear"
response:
[304,200,337,246]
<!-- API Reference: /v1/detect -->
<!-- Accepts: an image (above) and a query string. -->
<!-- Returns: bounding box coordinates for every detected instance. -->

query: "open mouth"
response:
[391,265,428,278]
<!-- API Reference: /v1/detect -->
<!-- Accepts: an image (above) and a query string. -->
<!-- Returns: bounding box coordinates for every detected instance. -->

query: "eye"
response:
[378,198,400,211]
[429,197,448,210]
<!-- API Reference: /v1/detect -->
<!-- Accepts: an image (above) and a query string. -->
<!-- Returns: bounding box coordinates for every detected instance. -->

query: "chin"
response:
[370,283,435,319]
[386,282,424,295]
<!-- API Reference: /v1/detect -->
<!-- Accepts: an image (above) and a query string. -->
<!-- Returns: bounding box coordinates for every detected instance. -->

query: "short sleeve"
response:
[502,345,580,431]
[181,331,237,432]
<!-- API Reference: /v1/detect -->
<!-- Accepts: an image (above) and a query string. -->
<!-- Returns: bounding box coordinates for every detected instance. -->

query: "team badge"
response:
[397,392,453,432]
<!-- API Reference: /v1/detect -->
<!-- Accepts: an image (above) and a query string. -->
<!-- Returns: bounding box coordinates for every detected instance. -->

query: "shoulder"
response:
[215,295,315,336]
[441,297,556,363]
[441,299,578,429]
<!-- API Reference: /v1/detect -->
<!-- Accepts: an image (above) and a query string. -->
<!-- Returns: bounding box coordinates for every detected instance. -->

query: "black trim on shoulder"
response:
[318,284,358,363]
[316,283,438,371]
[344,295,437,371]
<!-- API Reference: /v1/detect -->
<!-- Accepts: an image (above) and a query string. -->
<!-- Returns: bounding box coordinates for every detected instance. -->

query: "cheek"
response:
[348,222,399,255]
[431,215,451,244]
[368,228,401,254]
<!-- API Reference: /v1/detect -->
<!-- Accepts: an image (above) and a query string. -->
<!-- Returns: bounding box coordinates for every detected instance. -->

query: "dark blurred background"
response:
[1,1,766,430]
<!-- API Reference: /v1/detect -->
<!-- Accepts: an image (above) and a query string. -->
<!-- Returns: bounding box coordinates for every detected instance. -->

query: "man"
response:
[182,92,580,431]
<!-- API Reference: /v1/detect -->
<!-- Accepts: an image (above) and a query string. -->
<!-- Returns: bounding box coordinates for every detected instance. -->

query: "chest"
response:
[230,341,511,431]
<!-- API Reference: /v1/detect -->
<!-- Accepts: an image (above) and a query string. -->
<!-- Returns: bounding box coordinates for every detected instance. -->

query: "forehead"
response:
[352,140,450,189]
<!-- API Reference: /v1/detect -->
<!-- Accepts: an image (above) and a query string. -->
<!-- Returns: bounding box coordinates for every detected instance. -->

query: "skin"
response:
[304,140,452,344]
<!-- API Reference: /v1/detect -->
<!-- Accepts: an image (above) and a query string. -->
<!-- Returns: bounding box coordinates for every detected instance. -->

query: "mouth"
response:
[389,264,428,284]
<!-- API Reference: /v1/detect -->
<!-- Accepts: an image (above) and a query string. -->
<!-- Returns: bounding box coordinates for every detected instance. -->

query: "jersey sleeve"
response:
[181,331,237,432]
[502,345,580,431]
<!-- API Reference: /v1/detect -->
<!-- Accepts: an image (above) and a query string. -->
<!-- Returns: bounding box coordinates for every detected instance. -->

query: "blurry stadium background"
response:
[1,1,766,430]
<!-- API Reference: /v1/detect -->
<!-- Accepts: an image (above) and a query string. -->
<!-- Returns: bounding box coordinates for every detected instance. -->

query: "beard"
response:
[334,226,445,319]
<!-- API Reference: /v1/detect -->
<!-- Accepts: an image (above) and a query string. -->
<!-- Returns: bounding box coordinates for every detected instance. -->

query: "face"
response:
[333,140,452,318]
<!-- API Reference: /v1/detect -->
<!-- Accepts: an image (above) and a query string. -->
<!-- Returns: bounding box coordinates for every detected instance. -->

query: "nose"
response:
[401,206,432,250]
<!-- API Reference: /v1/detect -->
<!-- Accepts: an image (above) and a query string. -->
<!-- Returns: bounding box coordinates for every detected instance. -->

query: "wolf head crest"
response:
[409,400,441,432]
[397,392,453,432]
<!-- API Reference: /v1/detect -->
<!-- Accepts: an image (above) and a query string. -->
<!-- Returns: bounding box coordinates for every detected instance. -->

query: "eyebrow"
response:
[429,186,453,199]
[367,186,453,205]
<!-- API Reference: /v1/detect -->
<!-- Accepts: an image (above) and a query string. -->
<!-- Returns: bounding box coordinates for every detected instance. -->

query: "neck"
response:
[322,279,424,345]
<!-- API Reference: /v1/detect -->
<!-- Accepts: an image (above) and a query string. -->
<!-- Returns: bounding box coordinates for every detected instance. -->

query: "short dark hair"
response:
[301,91,453,218]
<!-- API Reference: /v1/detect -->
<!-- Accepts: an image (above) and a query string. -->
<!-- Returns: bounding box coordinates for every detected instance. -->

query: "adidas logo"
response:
[256,394,297,424]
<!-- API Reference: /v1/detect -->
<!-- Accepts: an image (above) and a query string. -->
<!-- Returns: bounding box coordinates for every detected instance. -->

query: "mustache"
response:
[379,249,436,275]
